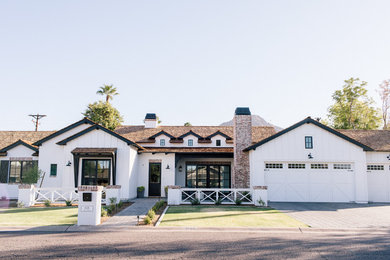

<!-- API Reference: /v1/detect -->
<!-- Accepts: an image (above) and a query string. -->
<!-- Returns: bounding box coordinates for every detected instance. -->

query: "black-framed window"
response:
[82,159,111,186]
[305,136,313,149]
[186,164,231,188]
[50,164,57,176]
[8,160,38,183]
[216,140,221,146]
[160,139,165,146]
[188,139,193,146]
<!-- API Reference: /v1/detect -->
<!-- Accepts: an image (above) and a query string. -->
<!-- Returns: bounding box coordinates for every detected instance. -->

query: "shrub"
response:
[106,206,112,215]
[137,186,145,192]
[144,216,152,225]
[257,198,265,207]
[65,200,72,207]
[147,209,156,219]
[152,200,165,212]
[17,202,24,208]
[44,200,51,207]
[235,198,242,205]
[109,197,117,205]
[118,200,123,209]
[215,198,222,205]
[164,186,168,197]
[101,207,108,217]
[109,203,116,214]
[21,165,44,184]
[191,198,200,205]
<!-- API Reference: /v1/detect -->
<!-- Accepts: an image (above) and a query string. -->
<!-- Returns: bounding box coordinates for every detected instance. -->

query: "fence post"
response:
[18,184,35,207]
[167,186,181,205]
[253,186,268,207]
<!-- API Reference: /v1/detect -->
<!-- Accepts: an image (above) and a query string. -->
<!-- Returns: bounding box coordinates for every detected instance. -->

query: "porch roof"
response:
[139,147,233,154]
[71,147,117,155]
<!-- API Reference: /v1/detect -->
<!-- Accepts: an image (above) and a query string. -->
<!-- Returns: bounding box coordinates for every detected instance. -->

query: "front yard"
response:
[159,205,308,228]
[0,207,78,226]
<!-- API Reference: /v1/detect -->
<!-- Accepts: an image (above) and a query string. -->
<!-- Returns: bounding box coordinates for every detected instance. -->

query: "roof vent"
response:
[235,107,251,115]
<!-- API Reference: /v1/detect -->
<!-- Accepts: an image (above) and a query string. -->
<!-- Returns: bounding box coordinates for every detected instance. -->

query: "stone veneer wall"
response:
[233,111,252,188]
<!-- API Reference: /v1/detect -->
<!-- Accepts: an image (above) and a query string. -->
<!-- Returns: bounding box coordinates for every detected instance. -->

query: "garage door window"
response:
[367,165,384,171]
[311,164,328,169]
[288,163,305,169]
[334,164,351,170]
[265,163,283,169]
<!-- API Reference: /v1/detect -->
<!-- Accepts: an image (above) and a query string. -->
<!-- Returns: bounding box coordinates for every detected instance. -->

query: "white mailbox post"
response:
[77,185,103,226]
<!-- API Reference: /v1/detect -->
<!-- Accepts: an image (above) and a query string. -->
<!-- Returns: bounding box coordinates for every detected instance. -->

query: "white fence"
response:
[180,188,253,204]
[34,188,79,204]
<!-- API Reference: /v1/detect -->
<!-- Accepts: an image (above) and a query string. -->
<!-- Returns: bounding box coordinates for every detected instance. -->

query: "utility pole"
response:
[29,114,47,131]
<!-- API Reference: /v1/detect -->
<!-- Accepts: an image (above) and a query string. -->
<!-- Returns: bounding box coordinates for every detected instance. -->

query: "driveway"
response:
[270,202,390,229]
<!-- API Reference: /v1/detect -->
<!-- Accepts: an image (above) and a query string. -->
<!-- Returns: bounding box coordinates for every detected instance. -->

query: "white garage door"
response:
[265,162,355,202]
[367,164,390,202]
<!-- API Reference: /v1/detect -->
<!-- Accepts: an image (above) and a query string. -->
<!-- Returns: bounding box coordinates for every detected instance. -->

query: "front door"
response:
[149,163,161,196]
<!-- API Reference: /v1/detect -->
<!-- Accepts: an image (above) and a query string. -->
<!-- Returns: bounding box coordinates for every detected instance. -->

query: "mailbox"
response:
[83,192,92,202]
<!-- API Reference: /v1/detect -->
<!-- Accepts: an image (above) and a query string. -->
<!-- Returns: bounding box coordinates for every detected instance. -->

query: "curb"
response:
[155,206,169,227]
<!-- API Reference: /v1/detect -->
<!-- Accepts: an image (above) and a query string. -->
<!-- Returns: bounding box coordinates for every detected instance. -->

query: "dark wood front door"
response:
[149,163,161,196]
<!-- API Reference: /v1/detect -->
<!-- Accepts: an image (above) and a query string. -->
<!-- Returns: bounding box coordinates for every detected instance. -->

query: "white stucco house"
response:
[1,107,390,204]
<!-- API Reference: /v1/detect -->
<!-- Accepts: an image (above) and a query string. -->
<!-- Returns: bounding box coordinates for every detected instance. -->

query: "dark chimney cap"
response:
[145,113,157,120]
[235,107,251,115]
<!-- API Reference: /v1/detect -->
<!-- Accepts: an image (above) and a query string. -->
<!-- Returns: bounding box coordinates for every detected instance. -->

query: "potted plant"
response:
[137,186,145,198]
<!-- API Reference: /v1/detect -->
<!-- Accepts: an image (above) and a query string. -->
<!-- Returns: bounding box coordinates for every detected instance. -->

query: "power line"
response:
[28,114,47,131]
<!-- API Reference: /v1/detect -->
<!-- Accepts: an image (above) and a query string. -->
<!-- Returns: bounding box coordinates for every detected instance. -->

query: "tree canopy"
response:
[327,78,381,129]
[96,84,118,103]
[184,122,192,126]
[83,101,123,130]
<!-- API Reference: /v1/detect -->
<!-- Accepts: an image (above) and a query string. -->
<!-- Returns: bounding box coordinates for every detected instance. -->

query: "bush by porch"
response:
[159,205,308,228]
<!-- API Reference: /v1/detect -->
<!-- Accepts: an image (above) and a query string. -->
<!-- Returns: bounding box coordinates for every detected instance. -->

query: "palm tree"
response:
[96,84,119,103]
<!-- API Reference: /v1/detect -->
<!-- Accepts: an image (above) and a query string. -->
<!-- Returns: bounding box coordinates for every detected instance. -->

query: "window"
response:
[50,164,57,176]
[311,164,328,169]
[305,136,313,149]
[8,160,37,183]
[288,163,305,169]
[216,140,221,146]
[367,165,384,171]
[188,139,193,146]
[82,159,111,186]
[160,139,165,146]
[186,164,231,188]
[334,164,351,170]
[265,163,283,169]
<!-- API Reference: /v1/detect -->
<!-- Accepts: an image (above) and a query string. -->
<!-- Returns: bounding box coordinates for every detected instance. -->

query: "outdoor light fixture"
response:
[308,153,313,159]
[178,165,183,172]
[166,164,170,169]
[66,161,72,166]
[387,155,390,160]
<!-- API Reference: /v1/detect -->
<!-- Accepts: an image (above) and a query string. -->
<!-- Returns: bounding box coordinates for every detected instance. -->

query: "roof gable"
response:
[178,130,203,139]
[148,130,175,139]
[206,131,232,140]
[33,118,95,146]
[56,124,143,149]
[0,139,39,155]
[244,117,374,151]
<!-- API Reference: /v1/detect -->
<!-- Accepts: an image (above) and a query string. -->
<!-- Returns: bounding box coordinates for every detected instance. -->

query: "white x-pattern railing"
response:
[181,188,253,205]
[33,187,108,204]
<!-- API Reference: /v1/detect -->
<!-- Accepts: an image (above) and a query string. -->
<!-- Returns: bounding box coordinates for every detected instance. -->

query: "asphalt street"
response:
[1,228,390,259]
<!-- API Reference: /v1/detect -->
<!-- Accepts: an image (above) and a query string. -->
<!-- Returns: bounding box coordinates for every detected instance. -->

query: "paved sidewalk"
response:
[271,202,390,229]
[100,198,160,227]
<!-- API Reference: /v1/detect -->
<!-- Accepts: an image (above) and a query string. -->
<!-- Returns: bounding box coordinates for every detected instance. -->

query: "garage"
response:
[367,164,390,202]
[265,162,355,202]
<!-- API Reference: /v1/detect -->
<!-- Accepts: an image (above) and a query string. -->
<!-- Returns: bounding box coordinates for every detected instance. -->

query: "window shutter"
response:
[50,164,57,176]
[0,161,9,183]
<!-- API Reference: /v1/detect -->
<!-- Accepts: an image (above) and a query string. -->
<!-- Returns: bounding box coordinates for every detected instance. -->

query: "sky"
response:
[1,0,390,130]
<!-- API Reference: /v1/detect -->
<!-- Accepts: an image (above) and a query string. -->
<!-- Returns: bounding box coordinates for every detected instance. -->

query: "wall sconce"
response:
[387,155,390,160]
[66,161,72,166]
[178,165,183,172]
[308,153,313,159]
[166,164,170,170]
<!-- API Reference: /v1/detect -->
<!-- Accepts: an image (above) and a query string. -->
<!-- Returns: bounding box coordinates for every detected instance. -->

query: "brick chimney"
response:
[144,113,158,128]
[233,107,252,188]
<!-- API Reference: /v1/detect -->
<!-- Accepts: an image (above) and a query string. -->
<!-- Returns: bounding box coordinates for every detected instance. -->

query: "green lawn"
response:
[0,207,78,226]
[160,205,308,228]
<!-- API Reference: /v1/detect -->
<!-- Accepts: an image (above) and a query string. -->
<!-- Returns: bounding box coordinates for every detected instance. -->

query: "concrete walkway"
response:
[100,198,160,227]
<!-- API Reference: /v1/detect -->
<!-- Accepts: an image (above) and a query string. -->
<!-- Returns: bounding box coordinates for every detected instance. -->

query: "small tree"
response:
[83,101,124,130]
[184,122,192,126]
[327,78,381,129]
[96,84,118,103]
[22,164,43,184]
[378,80,390,129]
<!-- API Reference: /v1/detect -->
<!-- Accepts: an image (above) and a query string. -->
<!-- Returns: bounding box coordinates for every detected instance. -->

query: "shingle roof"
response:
[115,125,276,145]
[0,131,55,151]
[338,129,390,152]
[138,147,234,153]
